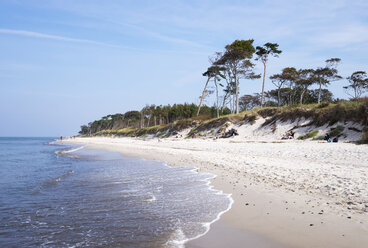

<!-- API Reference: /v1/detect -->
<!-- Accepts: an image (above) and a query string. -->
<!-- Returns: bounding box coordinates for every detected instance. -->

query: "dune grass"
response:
[89,99,368,142]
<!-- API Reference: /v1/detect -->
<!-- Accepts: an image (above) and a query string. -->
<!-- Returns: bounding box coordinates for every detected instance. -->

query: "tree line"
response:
[79,104,231,135]
[198,40,368,115]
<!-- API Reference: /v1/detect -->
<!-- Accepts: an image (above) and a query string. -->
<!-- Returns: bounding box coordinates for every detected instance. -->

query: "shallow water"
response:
[0,137,232,247]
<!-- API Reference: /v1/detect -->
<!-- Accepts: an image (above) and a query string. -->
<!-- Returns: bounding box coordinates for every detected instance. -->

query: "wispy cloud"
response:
[121,23,209,48]
[0,28,121,48]
[309,24,368,48]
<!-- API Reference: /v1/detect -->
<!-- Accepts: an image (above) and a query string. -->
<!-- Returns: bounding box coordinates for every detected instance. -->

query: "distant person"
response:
[290,131,295,139]
[324,133,330,141]
[281,131,292,140]
[60,136,63,141]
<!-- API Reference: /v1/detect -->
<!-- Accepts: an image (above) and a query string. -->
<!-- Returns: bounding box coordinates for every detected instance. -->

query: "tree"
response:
[214,39,259,114]
[314,58,342,104]
[266,88,290,106]
[197,71,212,116]
[213,72,225,118]
[296,69,314,104]
[270,67,297,106]
[275,67,299,105]
[239,94,261,111]
[124,111,141,121]
[210,66,226,118]
[306,89,333,103]
[220,82,235,113]
[79,125,89,135]
[197,66,224,116]
[344,71,368,99]
[256,43,282,107]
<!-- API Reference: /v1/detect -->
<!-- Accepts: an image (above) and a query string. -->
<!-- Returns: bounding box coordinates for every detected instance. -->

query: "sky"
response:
[0,0,368,136]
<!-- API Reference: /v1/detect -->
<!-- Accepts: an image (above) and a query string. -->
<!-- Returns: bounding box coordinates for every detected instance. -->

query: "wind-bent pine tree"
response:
[296,69,314,105]
[344,71,368,99]
[214,39,258,114]
[197,74,211,116]
[220,83,235,113]
[256,43,282,107]
[197,66,224,116]
[314,58,342,104]
[270,67,296,106]
[213,67,226,118]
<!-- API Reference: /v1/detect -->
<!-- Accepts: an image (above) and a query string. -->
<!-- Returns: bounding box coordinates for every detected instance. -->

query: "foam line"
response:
[55,146,85,155]
[160,162,234,247]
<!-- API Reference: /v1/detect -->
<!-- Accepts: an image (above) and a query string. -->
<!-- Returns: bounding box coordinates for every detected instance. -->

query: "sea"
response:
[0,137,232,248]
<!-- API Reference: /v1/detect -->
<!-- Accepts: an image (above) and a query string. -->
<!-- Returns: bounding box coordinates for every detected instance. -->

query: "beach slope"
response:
[63,137,368,248]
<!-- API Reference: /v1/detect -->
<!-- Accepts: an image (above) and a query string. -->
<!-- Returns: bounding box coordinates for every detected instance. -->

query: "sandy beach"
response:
[63,136,368,248]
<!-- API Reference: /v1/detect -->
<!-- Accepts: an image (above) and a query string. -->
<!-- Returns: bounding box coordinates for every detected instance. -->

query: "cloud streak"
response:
[0,28,120,48]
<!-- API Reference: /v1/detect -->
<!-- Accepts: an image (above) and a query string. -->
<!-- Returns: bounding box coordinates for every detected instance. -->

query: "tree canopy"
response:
[214,39,259,114]
[344,71,368,99]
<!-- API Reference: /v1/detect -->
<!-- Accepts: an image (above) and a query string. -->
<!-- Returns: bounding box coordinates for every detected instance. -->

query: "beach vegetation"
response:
[80,98,368,142]
[360,126,368,144]
[312,135,325,140]
[297,130,319,140]
[329,125,345,138]
[317,102,330,108]
[243,113,258,125]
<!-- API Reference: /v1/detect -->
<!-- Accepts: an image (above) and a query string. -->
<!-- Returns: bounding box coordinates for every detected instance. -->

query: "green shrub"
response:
[361,126,368,144]
[317,102,330,108]
[244,114,257,125]
[330,125,344,137]
[297,130,319,140]
[312,135,325,140]
[306,130,319,138]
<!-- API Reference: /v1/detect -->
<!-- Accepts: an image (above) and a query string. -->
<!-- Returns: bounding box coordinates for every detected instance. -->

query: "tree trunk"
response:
[215,77,219,118]
[196,76,211,116]
[300,89,305,104]
[318,82,322,103]
[229,95,233,114]
[277,88,281,106]
[261,58,267,107]
[235,78,239,114]
[232,95,235,114]
[290,84,297,106]
[140,112,144,128]
[221,95,227,113]
[289,89,292,106]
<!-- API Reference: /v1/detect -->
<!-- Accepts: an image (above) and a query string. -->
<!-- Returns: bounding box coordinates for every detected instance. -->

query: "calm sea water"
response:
[0,137,232,248]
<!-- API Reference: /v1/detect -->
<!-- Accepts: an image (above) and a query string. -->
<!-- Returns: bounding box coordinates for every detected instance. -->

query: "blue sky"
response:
[1,0,367,136]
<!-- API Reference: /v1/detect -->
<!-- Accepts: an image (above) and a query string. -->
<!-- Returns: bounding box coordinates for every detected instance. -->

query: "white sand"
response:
[62,136,368,248]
